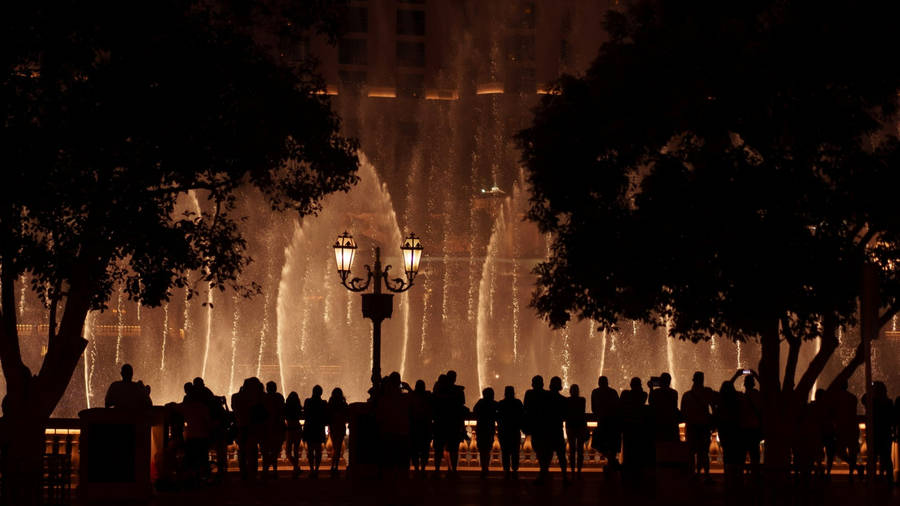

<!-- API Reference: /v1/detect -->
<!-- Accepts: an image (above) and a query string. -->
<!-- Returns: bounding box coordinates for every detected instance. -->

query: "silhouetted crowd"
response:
[102,364,900,485]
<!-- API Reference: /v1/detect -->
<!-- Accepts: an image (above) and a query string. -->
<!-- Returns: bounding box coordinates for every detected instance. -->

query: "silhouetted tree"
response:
[0,1,355,503]
[518,0,900,475]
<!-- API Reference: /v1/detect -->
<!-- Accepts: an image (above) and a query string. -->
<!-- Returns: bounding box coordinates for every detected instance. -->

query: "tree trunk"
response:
[759,324,793,489]
[1,409,46,506]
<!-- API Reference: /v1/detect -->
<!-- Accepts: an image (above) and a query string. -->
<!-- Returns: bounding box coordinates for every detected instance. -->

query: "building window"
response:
[280,36,309,63]
[345,7,368,33]
[560,39,571,66]
[397,41,425,67]
[509,67,535,94]
[517,2,535,29]
[339,38,368,65]
[509,35,534,64]
[397,73,425,98]
[397,9,425,36]
[338,70,367,95]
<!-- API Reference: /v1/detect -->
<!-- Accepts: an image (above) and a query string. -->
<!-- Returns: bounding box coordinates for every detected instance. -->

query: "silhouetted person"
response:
[104,364,151,410]
[566,384,587,478]
[262,381,285,479]
[547,377,569,482]
[232,377,266,480]
[682,371,713,480]
[811,388,836,478]
[209,394,229,480]
[648,373,679,443]
[829,380,860,479]
[715,380,742,482]
[447,370,466,407]
[192,377,214,404]
[620,377,649,475]
[433,374,466,477]
[409,380,432,475]
[179,383,212,481]
[473,387,498,478]
[738,374,762,476]
[862,381,893,480]
[304,385,327,478]
[327,387,348,477]
[793,398,821,482]
[377,372,412,476]
[284,391,303,478]
[497,386,524,479]
[186,377,227,479]
[231,382,249,478]
[524,375,551,483]
[591,376,621,472]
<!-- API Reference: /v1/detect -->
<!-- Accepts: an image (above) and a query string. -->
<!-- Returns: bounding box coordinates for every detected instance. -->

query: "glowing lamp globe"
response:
[400,233,424,281]
[333,232,357,280]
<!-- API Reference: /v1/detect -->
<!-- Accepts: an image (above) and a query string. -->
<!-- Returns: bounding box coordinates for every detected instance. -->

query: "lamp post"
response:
[333,231,423,387]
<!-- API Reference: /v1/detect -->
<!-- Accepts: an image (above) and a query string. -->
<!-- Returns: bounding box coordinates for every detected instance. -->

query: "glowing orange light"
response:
[315,85,339,96]
[425,89,459,100]
[537,85,561,95]
[476,82,504,95]
[367,86,397,98]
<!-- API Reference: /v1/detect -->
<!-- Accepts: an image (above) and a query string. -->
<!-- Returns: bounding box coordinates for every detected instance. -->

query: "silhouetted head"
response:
[184,382,192,395]
[743,376,756,391]
[483,387,494,401]
[330,387,345,404]
[531,375,544,390]
[630,377,642,391]
[286,391,300,405]
[815,388,826,402]
[692,371,704,387]
[570,384,580,397]
[874,381,887,399]
[121,364,133,381]
[193,377,204,388]
[389,371,401,386]
[435,374,448,392]
[447,370,457,385]
[504,386,515,400]
[312,385,323,398]
[598,376,609,388]
[550,376,563,392]
[414,379,426,394]
[720,381,735,396]
[660,373,672,387]
[266,381,277,394]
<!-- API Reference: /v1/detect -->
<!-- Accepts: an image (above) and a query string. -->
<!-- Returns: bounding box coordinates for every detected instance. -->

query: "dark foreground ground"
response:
[125,470,899,506]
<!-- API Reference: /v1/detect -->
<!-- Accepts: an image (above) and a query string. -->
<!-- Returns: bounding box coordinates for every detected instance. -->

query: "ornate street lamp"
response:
[333,231,423,387]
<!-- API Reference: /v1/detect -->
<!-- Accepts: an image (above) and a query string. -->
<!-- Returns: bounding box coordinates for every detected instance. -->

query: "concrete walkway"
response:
[133,470,899,506]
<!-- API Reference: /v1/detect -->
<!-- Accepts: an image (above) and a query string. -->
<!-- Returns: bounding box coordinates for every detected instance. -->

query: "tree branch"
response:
[782,337,801,392]
[759,322,782,399]
[827,340,865,391]
[878,305,897,329]
[795,313,839,399]
[781,315,801,391]
[0,267,26,385]
[35,259,93,418]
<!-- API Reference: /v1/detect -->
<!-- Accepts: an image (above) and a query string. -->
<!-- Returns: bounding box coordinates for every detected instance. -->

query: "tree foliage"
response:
[518,0,900,412]
[1,1,355,501]
[520,0,900,341]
